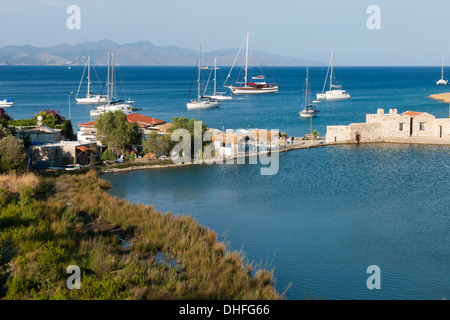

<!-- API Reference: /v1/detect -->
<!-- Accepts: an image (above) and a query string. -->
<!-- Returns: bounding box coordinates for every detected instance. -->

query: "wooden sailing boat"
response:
[225,30,278,94]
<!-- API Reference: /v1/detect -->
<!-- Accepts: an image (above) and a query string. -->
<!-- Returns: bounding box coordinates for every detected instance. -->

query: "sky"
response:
[0,0,450,66]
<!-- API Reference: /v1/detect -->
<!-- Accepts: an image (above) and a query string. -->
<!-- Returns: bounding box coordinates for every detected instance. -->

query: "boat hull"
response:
[90,104,135,117]
[76,97,108,104]
[325,90,351,100]
[187,100,221,110]
[205,95,233,101]
[299,111,318,118]
[437,79,448,85]
[229,85,278,94]
[316,93,326,100]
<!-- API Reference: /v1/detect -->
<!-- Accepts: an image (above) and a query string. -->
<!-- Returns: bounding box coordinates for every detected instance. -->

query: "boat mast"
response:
[111,52,115,101]
[305,68,309,111]
[244,30,249,88]
[330,44,335,91]
[214,57,217,95]
[198,46,201,101]
[106,50,110,106]
[442,54,445,79]
[87,56,91,98]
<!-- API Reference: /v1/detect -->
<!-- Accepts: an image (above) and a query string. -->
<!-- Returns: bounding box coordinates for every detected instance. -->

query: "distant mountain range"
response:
[0,39,324,67]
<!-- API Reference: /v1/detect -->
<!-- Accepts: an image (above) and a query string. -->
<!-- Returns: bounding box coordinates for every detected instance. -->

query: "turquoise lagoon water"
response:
[2,65,450,299]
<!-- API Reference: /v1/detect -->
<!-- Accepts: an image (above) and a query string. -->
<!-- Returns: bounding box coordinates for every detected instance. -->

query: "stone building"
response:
[326,108,450,144]
[15,125,63,143]
[29,141,100,168]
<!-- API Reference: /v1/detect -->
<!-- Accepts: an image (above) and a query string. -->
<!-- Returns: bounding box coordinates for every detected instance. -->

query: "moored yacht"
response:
[317,44,350,101]
[186,47,220,110]
[299,68,319,118]
[75,57,108,104]
[225,30,278,95]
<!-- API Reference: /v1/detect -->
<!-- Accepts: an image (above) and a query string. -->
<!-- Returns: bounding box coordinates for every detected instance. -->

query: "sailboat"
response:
[186,46,221,110]
[225,30,278,94]
[203,57,233,101]
[437,54,448,85]
[317,44,350,101]
[0,70,14,107]
[75,56,108,104]
[90,51,136,117]
[299,68,319,118]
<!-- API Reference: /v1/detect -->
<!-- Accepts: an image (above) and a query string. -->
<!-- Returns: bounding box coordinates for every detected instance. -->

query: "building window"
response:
[399,123,404,131]
[419,122,425,131]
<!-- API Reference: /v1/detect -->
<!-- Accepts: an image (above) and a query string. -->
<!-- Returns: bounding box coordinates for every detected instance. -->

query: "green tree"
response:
[167,117,209,158]
[0,136,27,173]
[95,111,142,154]
[0,123,11,140]
[142,132,172,156]
[101,149,116,161]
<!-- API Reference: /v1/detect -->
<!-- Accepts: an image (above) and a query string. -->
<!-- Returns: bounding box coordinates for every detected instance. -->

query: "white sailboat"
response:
[0,70,14,107]
[75,57,108,104]
[225,30,278,94]
[203,57,233,101]
[317,44,350,101]
[437,54,448,85]
[299,68,319,118]
[186,46,221,110]
[90,51,135,117]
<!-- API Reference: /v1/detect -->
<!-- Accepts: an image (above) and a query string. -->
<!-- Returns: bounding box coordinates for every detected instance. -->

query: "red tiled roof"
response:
[77,121,96,127]
[402,111,423,118]
[126,113,166,126]
[77,114,166,127]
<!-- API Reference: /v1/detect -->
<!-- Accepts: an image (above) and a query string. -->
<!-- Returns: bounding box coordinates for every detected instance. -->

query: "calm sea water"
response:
[2,65,450,299]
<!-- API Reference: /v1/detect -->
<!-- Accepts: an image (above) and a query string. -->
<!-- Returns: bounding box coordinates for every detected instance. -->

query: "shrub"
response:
[101,149,116,162]
[0,136,27,173]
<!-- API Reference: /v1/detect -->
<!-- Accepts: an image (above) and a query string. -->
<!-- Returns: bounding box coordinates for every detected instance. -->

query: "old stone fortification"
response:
[326,108,450,144]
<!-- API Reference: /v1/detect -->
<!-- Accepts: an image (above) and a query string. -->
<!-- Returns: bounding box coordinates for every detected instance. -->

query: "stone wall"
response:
[327,108,450,144]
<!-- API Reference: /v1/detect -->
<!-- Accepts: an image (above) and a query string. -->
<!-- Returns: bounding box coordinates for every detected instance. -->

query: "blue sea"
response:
[2,65,450,299]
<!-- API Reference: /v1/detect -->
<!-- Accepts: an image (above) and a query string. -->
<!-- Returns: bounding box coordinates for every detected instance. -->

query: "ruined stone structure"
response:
[29,141,100,167]
[326,109,450,144]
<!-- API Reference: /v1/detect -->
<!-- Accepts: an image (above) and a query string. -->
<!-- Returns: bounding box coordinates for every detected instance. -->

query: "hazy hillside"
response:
[0,40,324,67]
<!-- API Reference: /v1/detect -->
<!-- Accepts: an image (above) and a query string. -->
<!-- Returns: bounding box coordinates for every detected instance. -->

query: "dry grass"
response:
[0,172,40,194]
[57,170,282,300]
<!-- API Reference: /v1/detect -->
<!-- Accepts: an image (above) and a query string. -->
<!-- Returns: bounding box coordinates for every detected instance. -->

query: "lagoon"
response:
[103,143,450,300]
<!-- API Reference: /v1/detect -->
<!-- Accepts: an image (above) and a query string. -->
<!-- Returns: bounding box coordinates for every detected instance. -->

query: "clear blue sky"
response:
[1,0,449,66]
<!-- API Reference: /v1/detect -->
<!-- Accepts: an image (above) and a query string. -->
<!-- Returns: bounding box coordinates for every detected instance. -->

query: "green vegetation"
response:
[142,117,208,158]
[101,149,116,162]
[95,111,142,154]
[0,134,27,173]
[7,108,74,140]
[142,132,172,157]
[0,171,280,300]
